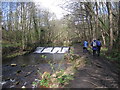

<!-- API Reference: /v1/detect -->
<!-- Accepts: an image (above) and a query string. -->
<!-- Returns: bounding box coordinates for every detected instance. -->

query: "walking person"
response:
[83,40,88,53]
[96,39,102,56]
[91,39,97,56]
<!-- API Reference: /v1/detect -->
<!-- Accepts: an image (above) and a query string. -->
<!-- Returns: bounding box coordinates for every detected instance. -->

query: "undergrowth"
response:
[32,47,86,88]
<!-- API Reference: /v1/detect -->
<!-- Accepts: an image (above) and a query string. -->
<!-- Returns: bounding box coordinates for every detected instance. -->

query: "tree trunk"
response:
[114,1,120,50]
[95,2,99,39]
[101,29,106,46]
[117,2,120,49]
[107,2,113,50]
[21,3,25,50]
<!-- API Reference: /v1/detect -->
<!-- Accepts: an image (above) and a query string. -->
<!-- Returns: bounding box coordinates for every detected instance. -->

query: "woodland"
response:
[1,1,120,88]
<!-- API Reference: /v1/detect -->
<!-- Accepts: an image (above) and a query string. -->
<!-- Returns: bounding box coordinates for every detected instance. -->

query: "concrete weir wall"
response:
[34,47,70,54]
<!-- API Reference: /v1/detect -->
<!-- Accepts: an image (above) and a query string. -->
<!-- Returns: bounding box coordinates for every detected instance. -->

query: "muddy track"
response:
[66,44,119,88]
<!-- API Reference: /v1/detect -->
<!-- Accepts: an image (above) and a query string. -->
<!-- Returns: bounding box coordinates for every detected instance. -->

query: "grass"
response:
[101,47,108,56]
[5,51,29,59]
[88,47,120,63]
[2,40,21,48]
[88,47,92,52]
[100,47,120,62]
[2,43,21,48]
[2,40,33,59]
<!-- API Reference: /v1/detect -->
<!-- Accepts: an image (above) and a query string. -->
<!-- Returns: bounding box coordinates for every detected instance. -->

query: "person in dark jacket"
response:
[96,39,102,56]
[91,39,97,56]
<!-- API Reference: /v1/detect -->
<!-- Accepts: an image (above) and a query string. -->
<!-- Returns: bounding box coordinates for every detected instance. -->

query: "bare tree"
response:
[106,2,113,50]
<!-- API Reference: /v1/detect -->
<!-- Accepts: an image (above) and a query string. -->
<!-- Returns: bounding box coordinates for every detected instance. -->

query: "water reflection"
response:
[2,53,66,88]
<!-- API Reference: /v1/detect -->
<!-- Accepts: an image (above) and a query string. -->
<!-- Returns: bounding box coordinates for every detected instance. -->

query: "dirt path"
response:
[66,43,119,88]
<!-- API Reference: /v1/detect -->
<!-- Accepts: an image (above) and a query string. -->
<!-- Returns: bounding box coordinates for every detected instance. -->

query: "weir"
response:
[34,47,70,54]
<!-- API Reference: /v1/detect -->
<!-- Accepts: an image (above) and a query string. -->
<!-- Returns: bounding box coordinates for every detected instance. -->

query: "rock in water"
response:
[22,86,26,88]
[11,64,17,67]
[16,70,21,73]
[21,64,26,67]
[15,81,20,85]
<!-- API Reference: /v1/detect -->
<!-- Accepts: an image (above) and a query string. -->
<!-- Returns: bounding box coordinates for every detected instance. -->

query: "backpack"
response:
[93,41,97,47]
[97,41,101,46]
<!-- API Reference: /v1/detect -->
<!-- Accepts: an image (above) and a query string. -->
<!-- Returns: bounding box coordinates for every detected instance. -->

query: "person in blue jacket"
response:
[96,39,102,56]
[91,39,97,56]
[83,40,88,53]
